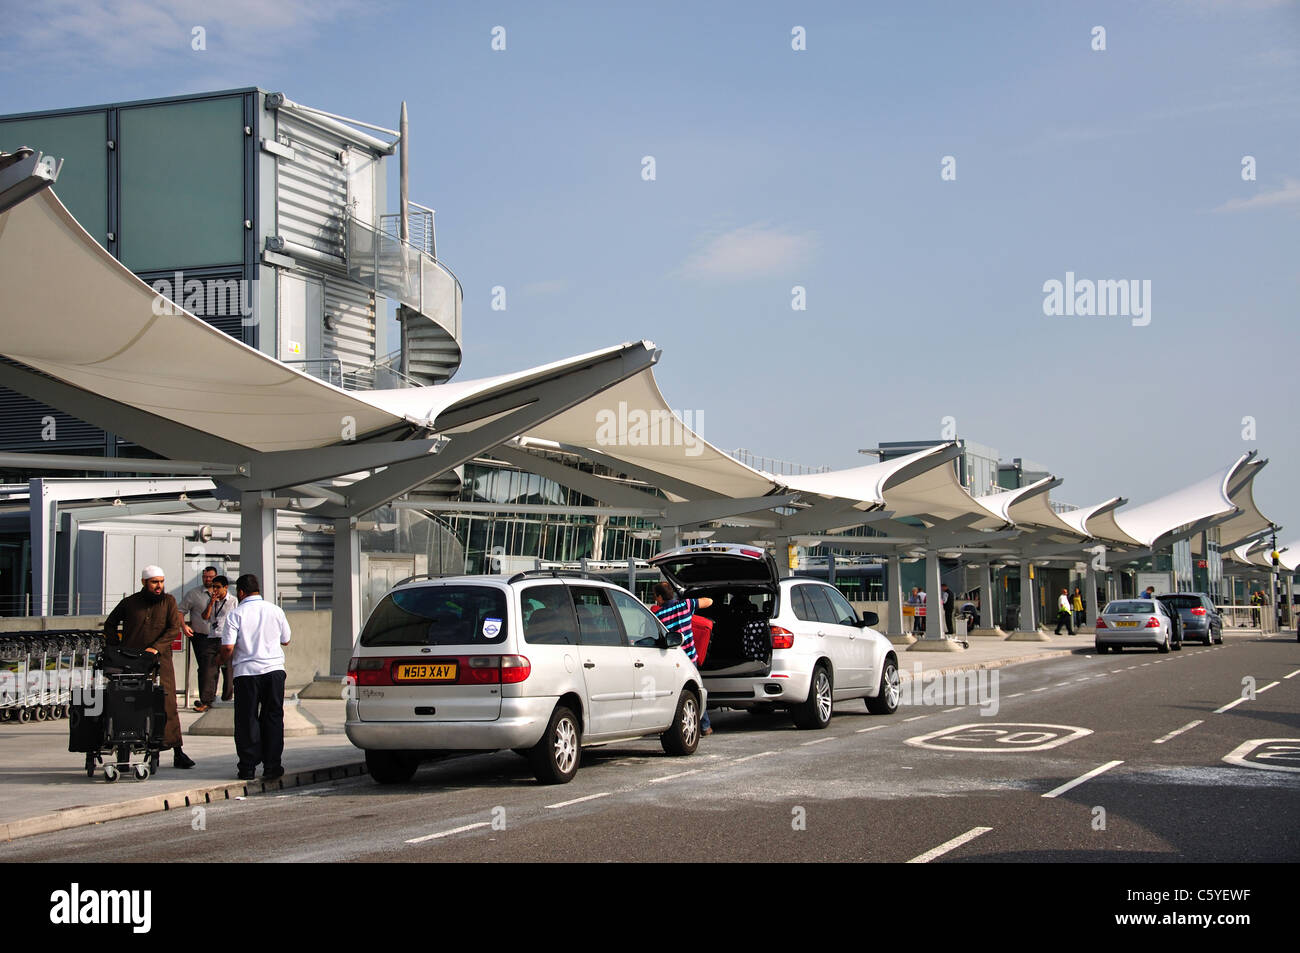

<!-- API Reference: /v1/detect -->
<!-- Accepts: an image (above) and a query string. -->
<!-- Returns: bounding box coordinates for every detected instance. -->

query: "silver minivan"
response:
[345,571,705,784]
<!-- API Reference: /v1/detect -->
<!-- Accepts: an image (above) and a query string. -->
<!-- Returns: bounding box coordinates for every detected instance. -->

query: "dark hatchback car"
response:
[1156,592,1223,645]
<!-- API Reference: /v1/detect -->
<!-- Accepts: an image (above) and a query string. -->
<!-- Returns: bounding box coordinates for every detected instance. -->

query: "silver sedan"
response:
[1095,599,1180,654]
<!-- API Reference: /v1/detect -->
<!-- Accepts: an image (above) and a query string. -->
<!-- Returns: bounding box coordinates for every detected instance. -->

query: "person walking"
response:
[1054,588,1075,635]
[217,574,291,781]
[1071,587,1085,628]
[941,584,954,635]
[651,582,714,735]
[917,588,927,634]
[103,566,195,769]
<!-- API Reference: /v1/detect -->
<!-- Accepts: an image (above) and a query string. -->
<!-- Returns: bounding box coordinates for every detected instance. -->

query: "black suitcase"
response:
[67,705,103,752]
[103,674,166,746]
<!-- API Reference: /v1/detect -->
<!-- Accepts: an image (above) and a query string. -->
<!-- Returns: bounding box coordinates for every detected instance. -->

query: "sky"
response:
[2,0,1298,545]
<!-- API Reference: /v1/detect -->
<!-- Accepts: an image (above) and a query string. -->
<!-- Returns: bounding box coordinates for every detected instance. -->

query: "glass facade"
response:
[0,111,109,245]
[118,97,246,271]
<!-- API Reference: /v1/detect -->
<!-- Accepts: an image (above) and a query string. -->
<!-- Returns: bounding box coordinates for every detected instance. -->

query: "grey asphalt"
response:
[1,630,1294,862]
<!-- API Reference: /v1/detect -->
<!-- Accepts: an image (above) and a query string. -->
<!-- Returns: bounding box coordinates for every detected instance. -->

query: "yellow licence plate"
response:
[1115,621,1139,627]
[394,663,457,682]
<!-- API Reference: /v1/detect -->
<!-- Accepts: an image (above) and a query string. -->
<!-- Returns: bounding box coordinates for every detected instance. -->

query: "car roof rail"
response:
[505,568,612,585]
[393,572,463,587]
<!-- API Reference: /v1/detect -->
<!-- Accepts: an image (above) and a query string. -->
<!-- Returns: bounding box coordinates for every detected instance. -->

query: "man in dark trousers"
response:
[941,584,955,635]
[652,582,714,735]
[103,566,196,768]
[218,574,292,781]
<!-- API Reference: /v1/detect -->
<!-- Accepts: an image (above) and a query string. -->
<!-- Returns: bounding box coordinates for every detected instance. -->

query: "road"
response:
[3,632,1296,863]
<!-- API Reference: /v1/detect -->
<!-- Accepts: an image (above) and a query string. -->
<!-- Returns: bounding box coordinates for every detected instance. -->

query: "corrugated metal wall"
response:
[274,112,349,261]
[323,276,374,372]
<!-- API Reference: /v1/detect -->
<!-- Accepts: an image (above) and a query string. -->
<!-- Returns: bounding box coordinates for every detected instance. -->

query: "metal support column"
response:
[886,554,905,638]
[973,562,998,635]
[331,517,361,677]
[239,490,277,602]
[1084,554,1102,629]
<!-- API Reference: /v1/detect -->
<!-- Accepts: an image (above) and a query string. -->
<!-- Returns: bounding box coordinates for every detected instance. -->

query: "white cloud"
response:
[1214,178,1300,212]
[0,0,372,71]
[677,224,816,280]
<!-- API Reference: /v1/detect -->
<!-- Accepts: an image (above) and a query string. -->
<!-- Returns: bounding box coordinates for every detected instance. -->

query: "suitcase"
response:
[691,616,713,665]
[103,674,166,746]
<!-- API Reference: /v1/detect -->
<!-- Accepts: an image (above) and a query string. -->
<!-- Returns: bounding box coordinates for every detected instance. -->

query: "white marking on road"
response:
[545,792,610,809]
[1284,669,1300,680]
[1042,760,1124,799]
[801,737,833,746]
[907,826,993,864]
[855,725,886,734]
[732,750,778,762]
[1153,720,1204,744]
[1031,687,1049,693]
[904,714,929,722]
[1111,669,1123,673]
[1215,697,1248,714]
[406,821,490,844]
[1006,692,1024,698]
[647,769,701,783]
[1126,666,1138,670]
[1256,681,1281,695]
[1075,678,1091,683]
[943,706,962,712]
[1141,663,1152,667]
[1056,682,1072,687]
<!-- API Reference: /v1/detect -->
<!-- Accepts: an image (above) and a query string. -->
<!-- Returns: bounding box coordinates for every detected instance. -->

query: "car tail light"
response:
[1095,618,1107,629]
[741,548,763,559]
[1144,617,1161,628]
[349,656,393,686]
[770,626,794,650]
[1190,607,1207,616]
[463,655,531,684]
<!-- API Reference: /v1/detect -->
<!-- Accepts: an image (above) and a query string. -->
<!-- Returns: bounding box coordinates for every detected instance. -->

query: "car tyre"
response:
[366,749,418,785]
[529,705,580,784]
[792,663,833,730]
[866,657,900,715]
[1096,643,1108,654]
[661,689,701,756]
[1158,631,1170,654]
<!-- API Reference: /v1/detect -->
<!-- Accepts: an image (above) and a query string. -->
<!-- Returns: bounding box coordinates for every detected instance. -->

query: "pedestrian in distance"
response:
[1054,588,1075,635]
[941,583,954,635]
[178,566,218,710]
[1072,587,1085,628]
[651,582,714,735]
[103,566,196,769]
[217,574,291,781]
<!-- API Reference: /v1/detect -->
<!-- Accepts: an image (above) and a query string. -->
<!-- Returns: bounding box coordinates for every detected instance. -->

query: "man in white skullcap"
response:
[103,565,196,768]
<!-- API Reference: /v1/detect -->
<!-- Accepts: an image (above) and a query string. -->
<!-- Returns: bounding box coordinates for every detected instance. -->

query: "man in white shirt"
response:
[1054,588,1075,636]
[217,573,291,781]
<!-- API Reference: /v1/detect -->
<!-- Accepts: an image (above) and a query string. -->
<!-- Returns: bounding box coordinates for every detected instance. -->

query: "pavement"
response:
[0,629,1215,843]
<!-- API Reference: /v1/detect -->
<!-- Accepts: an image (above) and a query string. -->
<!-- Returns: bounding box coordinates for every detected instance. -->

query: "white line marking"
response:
[904,714,929,722]
[406,821,490,844]
[1006,692,1024,698]
[801,737,833,746]
[1031,687,1050,693]
[1215,697,1248,714]
[1042,760,1124,799]
[732,750,778,762]
[1111,669,1123,673]
[1056,682,1072,687]
[906,826,993,864]
[1256,681,1281,695]
[1126,666,1138,670]
[1284,669,1300,680]
[1153,720,1204,744]
[647,769,701,783]
[943,706,962,712]
[1141,663,1152,667]
[1075,678,1091,683]
[545,792,610,809]
[855,725,887,734]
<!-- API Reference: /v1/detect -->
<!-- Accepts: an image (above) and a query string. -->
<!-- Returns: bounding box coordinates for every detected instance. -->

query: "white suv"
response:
[650,544,900,729]
[345,571,705,784]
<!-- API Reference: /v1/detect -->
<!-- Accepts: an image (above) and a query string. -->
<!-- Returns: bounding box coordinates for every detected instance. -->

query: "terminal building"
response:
[0,87,1293,682]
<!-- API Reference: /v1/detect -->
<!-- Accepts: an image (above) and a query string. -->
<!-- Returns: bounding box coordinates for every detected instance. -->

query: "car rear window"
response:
[521,584,579,645]
[1104,601,1154,615]
[359,586,508,647]
[1161,595,1205,610]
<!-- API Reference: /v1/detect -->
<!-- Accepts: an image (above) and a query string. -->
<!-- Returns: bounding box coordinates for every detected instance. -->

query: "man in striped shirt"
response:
[652,582,714,734]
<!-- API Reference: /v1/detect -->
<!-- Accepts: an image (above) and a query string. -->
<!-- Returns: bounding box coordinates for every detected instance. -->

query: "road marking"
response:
[1111,669,1123,673]
[732,750,778,762]
[1153,720,1204,744]
[855,725,886,734]
[1284,669,1300,680]
[1031,687,1049,693]
[1141,663,1152,667]
[545,792,610,809]
[406,821,490,844]
[1042,760,1124,799]
[904,714,929,722]
[1006,692,1024,698]
[906,826,993,864]
[1223,738,1300,773]
[1056,682,1072,687]
[943,706,963,712]
[1215,697,1248,714]
[1126,666,1138,670]
[648,769,701,783]
[1075,678,1092,683]
[1256,681,1281,695]
[801,737,833,746]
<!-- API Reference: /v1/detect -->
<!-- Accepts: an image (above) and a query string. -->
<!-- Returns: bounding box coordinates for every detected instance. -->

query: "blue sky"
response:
[3,0,1299,543]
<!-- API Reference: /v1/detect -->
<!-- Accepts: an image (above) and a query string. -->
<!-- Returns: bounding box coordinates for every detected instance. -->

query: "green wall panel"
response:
[0,112,108,246]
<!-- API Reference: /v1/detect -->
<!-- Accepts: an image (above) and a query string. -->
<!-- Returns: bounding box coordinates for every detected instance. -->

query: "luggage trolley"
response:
[69,641,166,782]
[0,633,28,722]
